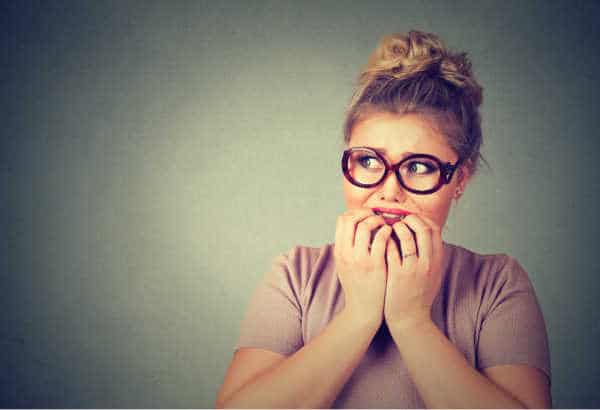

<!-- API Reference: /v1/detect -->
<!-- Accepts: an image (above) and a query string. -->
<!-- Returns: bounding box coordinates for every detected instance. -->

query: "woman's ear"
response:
[454,166,471,200]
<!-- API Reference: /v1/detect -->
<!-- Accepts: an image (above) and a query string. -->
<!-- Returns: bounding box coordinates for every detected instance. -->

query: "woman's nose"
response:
[378,171,407,202]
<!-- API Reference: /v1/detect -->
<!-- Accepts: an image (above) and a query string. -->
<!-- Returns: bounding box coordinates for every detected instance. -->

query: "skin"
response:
[335,110,551,408]
[337,111,469,330]
[215,110,551,408]
[342,111,467,230]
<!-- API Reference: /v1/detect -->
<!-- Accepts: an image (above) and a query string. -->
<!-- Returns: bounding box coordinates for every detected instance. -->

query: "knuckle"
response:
[345,208,371,218]
[393,222,409,235]
[365,215,385,228]
[372,231,386,244]
[342,213,354,222]
[404,214,417,223]
[358,220,374,230]
[397,232,411,242]
[350,214,367,226]
[377,225,391,237]
[357,221,371,232]
[359,217,373,226]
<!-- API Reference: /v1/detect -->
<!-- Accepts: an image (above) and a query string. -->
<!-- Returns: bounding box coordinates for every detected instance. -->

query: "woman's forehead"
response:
[348,112,457,162]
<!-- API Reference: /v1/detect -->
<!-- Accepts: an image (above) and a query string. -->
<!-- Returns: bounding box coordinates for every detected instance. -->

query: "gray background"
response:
[2,0,600,407]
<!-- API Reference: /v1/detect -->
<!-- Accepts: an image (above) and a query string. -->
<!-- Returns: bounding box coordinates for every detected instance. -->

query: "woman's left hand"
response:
[383,214,445,334]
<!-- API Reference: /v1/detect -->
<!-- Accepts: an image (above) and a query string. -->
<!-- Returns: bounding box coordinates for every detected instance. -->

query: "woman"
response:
[216,30,551,408]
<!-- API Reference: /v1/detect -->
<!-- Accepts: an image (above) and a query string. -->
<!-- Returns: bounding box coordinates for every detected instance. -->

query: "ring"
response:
[402,251,417,258]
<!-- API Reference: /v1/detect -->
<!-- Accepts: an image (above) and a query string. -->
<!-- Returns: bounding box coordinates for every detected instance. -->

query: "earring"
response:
[454,188,463,199]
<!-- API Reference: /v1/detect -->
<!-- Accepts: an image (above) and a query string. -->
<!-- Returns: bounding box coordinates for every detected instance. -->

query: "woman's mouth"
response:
[373,208,411,224]
[380,214,406,224]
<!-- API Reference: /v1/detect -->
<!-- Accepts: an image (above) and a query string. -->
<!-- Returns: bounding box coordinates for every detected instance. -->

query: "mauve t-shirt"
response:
[235,241,551,408]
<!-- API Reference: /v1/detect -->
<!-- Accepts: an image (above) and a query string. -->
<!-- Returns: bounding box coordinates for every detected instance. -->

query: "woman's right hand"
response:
[334,208,392,331]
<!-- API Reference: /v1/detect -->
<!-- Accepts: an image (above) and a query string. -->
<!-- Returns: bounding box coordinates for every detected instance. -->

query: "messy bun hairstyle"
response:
[344,30,486,177]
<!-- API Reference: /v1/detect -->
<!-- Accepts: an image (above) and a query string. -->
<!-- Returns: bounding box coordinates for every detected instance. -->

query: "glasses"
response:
[341,147,462,195]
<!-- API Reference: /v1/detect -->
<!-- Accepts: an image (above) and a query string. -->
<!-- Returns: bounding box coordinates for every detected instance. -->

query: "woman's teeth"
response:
[375,211,406,219]
[382,213,404,219]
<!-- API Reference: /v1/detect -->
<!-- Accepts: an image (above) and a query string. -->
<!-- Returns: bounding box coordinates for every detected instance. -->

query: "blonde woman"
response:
[216,30,551,408]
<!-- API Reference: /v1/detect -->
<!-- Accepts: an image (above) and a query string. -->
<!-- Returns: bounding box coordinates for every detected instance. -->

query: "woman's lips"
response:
[372,207,412,216]
[372,207,412,224]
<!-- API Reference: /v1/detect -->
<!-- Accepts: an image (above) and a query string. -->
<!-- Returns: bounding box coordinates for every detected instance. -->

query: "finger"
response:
[415,214,443,266]
[337,208,374,255]
[371,224,392,266]
[392,221,418,269]
[354,215,386,256]
[385,231,402,270]
[402,214,434,273]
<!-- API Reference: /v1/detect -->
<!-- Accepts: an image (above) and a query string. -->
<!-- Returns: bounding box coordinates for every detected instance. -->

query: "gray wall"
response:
[3,1,599,407]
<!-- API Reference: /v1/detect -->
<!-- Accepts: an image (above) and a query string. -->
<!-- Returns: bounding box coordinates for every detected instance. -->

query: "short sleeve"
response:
[476,256,552,384]
[234,250,305,356]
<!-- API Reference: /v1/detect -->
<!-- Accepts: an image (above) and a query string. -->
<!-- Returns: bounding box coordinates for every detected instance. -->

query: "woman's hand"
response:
[383,214,445,334]
[334,208,392,331]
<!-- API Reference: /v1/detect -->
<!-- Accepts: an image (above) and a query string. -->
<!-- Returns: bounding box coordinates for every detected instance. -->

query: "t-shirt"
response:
[235,241,551,408]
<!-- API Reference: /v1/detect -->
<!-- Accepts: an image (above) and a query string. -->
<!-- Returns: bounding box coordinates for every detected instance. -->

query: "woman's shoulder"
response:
[275,242,335,272]
[445,242,513,268]
[266,243,337,295]
[444,242,536,294]
[281,242,335,261]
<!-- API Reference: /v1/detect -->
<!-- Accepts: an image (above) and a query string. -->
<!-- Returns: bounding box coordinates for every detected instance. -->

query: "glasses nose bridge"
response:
[380,159,407,193]
[383,157,405,186]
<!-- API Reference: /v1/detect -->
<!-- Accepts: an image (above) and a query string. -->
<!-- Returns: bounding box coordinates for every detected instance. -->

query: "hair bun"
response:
[360,31,482,105]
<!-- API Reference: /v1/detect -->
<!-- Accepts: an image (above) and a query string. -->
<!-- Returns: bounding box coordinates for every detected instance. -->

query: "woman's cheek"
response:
[343,182,371,209]
[425,204,451,230]
[417,191,454,228]
[342,181,356,208]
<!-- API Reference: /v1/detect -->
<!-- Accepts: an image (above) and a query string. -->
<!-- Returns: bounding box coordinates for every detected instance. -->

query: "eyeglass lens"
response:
[346,149,441,191]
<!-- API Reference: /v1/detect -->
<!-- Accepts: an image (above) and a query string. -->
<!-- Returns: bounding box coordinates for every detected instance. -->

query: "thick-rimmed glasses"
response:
[341,147,462,195]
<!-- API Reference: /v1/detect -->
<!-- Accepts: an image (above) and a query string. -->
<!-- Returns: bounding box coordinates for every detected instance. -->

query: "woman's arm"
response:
[217,208,391,408]
[384,214,551,408]
[388,319,551,409]
[216,308,379,409]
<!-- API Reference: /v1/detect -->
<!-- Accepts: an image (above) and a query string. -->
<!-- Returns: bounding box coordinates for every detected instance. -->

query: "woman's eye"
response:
[407,161,435,174]
[358,156,382,169]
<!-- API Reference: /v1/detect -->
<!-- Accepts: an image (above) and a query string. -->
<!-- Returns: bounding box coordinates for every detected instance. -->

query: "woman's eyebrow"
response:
[349,145,439,160]
[368,147,419,157]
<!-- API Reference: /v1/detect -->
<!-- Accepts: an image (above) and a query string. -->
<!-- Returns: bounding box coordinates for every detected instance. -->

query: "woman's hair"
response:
[344,30,486,177]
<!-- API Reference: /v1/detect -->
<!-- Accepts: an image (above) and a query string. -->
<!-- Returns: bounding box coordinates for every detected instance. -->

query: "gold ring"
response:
[402,251,417,258]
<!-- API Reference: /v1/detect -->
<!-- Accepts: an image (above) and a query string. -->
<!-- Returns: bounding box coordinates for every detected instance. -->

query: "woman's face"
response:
[343,112,469,229]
